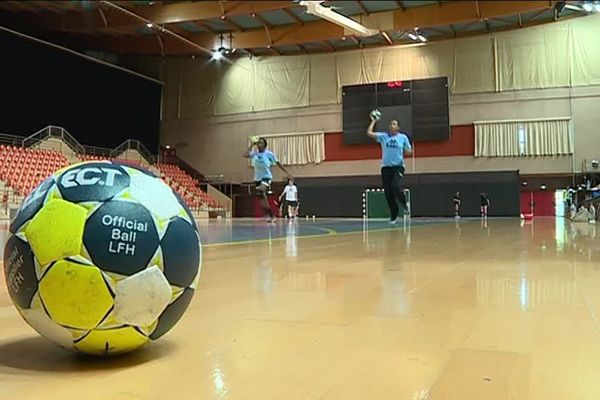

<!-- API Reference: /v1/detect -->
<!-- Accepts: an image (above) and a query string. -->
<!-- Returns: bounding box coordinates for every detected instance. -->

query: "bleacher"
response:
[80,154,223,210]
[0,145,69,195]
[158,163,222,211]
[0,142,224,212]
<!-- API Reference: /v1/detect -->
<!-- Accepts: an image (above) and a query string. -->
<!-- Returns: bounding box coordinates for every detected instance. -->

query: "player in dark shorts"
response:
[480,192,490,218]
[367,111,412,224]
[244,137,291,222]
[453,192,461,218]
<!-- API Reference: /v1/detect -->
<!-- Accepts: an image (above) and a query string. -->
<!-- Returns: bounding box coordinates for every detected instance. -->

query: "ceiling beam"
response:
[491,16,518,25]
[220,16,244,32]
[356,1,369,15]
[12,0,559,55]
[193,21,218,34]
[321,40,335,52]
[393,1,557,31]
[448,24,457,37]
[21,1,299,33]
[282,8,303,25]
[421,26,449,35]
[46,10,572,56]
[252,12,272,28]
[455,20,479,33]
[297,43,308,54]
[231,21,344,49]
[524,9,548,22]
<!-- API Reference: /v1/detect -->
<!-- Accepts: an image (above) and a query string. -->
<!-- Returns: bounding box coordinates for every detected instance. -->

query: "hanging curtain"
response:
[475,118,571,157]
[251,131,325,166]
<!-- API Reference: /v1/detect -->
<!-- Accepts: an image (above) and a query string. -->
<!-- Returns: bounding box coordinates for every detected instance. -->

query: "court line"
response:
[201,219,459,248]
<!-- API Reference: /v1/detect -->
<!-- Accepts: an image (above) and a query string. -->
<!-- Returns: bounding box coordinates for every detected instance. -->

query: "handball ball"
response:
[3,161,201,356]
[370,109,382,121]
[250,136,260,144]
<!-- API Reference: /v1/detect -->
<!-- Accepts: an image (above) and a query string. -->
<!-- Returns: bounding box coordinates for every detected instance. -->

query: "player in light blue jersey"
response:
[244,137,291,222]
[367,112,412,224]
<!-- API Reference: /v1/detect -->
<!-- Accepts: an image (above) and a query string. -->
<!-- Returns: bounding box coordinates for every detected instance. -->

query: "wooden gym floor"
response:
[1,217,600,400]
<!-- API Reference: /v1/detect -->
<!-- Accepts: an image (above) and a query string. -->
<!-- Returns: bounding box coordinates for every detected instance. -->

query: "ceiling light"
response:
[211,50,223,60]
[564,3,582,10]
[407,32,418,40]
[146,22,153,28]
[299,0,378,37]
[583,2,594,11]
[417,34,427,42]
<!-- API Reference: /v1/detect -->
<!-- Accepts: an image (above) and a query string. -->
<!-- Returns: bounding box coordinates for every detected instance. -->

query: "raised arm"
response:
[367,116,378,139]
[242,142,255,158]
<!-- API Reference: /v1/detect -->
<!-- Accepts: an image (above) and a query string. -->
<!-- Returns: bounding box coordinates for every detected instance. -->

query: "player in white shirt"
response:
[279,178,300,219]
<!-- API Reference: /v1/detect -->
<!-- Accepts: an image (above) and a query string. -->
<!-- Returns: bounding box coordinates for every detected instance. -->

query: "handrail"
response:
[0,133,25,147]
[22,125,85,154]
[15,125,157,164]
[110,139,154,164]
[82,145,112,157]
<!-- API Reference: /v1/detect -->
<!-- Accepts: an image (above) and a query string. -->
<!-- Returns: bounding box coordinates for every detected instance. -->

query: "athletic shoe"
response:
[389,218,400,225]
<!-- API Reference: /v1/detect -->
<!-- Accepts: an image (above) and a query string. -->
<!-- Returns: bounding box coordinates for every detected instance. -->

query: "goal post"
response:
[363,188,411,218]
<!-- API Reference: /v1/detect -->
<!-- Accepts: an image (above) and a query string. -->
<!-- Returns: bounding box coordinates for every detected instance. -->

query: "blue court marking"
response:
[198,218,468,245]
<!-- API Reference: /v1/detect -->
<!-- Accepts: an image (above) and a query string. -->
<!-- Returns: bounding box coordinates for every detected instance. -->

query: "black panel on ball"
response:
[172,191,197,231]
[57,162,130,203]
[149,288,194,340]
[4,236,38,309]
[83,200,159,275]
[10,177,54,234]
[161,217,200,288]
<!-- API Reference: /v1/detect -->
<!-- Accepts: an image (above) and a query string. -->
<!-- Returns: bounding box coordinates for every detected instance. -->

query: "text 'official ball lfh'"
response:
[3,161,201,356]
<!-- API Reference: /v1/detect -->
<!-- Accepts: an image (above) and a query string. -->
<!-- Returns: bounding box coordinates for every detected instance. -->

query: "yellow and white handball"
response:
[3,161,201,356]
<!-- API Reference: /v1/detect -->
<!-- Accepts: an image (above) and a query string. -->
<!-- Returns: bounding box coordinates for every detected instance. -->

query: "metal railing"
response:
[82,145,112,158]
[110,139,155,164]
[22,125,85,154]
[0,133,26,147]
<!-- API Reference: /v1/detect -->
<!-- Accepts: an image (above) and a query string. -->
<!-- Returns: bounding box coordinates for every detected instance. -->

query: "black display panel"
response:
[342,77,449,144]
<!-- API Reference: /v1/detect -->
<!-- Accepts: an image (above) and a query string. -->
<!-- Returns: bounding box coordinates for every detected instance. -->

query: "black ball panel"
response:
[161,217,200,288]
[149,288,194,340]
[57,162,130,203]
[83,201,159,276]
[4,236,38,309]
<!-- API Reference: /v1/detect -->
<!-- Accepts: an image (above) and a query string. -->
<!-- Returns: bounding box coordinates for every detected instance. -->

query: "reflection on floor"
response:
[1,217,600,400]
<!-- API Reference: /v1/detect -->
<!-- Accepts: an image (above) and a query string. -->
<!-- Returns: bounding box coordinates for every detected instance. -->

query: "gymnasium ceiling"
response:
[0,1,592,58]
